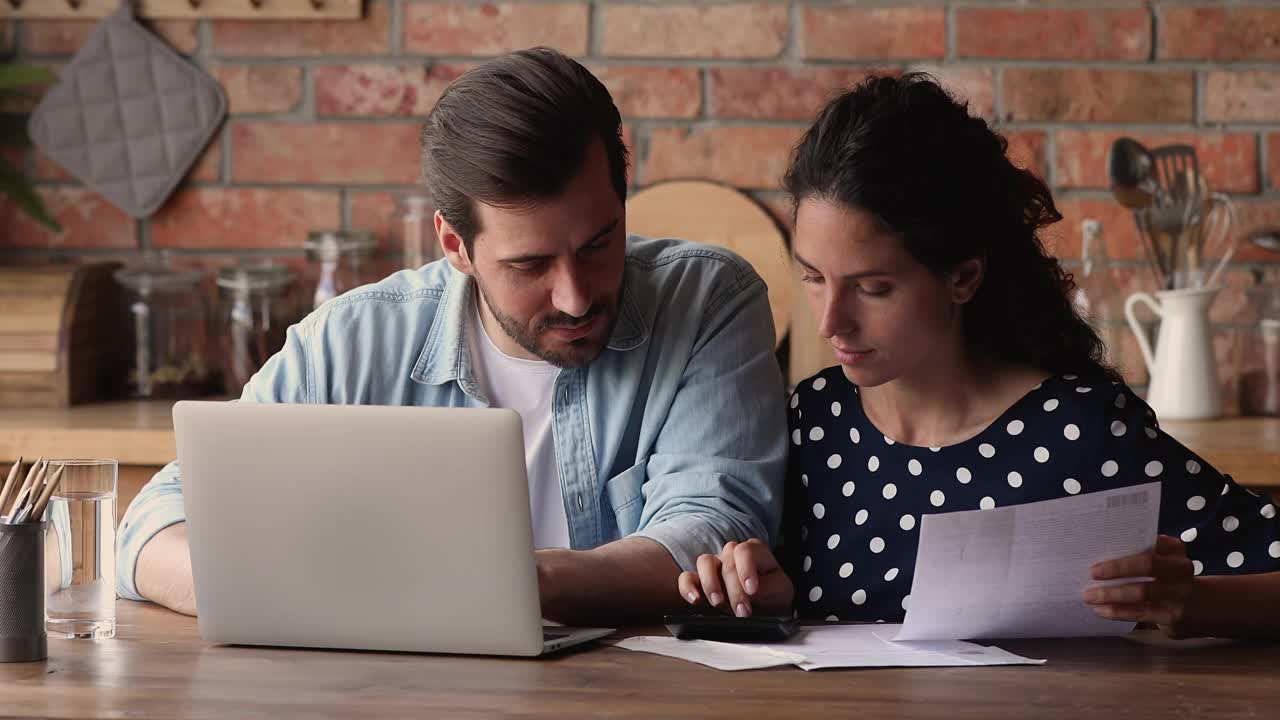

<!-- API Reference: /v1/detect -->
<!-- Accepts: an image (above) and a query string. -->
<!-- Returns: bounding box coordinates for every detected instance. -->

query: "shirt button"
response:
[576,494,584,511]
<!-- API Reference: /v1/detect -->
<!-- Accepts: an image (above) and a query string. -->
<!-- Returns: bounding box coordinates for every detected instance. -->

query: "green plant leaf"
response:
[0,154,60,233]
[0,64,57,92]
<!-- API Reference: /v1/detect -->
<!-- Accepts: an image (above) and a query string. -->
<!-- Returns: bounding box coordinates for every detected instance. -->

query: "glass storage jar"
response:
[216,263,296,397]
[392,193,440,270]
[304,230,376,310]
[1238,283,1280,416]
[113,259,216,399]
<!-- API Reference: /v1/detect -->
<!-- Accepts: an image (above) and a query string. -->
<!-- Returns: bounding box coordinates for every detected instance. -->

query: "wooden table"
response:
[0,402,1276,522]
[1,602,1277,719]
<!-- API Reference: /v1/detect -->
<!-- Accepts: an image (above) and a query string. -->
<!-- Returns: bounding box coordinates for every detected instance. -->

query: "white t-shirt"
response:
[467,301,571,549]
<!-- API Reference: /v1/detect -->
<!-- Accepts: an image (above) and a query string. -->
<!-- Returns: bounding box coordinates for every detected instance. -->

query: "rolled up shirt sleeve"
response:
[631,279,788,570]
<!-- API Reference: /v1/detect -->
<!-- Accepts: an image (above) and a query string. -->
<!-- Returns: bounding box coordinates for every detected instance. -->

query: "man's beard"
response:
[477,286,620,369]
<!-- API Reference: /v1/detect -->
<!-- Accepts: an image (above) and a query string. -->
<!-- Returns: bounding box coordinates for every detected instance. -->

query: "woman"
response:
[679,74,1280,638]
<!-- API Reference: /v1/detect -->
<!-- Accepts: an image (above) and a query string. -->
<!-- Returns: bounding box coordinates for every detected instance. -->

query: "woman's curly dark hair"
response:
[784,72,1119,383]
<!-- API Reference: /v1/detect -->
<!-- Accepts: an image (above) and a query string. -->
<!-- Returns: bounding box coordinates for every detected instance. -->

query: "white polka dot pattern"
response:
[786,372,1280,622]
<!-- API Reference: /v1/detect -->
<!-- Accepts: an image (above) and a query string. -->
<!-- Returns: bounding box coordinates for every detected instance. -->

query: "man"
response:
[116,48,787,625]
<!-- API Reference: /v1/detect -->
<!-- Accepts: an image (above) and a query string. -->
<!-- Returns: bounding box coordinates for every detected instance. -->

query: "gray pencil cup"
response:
[0,520,47,663]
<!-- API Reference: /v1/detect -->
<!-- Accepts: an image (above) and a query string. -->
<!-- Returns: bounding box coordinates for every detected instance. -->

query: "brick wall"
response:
[3,1,1280,390]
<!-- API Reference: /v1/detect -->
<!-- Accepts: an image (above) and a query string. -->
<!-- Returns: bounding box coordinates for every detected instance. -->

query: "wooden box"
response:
[0,263,130,408]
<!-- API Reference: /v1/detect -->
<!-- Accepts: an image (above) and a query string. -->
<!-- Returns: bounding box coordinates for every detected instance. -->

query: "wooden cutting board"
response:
[627,180,791,348]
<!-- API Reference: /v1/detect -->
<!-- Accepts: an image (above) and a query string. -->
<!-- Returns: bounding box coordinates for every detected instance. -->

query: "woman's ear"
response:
[436,210,475,276]
[949,257,985,305]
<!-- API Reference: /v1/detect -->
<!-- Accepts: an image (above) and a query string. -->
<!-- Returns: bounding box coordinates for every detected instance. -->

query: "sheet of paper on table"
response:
[614,624,1044,671]
[897,482,1162,642]
[614,636,803,671]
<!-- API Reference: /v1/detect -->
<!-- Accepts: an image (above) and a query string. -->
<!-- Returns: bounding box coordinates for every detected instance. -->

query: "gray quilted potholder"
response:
[28,4,227,218]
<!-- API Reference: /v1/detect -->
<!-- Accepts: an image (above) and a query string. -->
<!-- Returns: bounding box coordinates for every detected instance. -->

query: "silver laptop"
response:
[173,401,613,656]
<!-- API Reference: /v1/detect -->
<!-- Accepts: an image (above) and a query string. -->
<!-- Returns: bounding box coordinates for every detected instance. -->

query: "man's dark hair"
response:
[421,47,630,254]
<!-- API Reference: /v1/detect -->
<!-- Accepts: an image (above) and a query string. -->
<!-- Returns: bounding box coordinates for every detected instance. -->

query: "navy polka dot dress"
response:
[784,367,1280,622]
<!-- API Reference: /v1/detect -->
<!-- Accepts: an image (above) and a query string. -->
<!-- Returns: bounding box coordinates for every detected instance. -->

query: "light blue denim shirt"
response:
[116,236,788,601]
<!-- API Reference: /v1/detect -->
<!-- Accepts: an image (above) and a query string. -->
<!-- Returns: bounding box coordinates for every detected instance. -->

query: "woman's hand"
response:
[1083,535,1194,631]
[677,539,795,617]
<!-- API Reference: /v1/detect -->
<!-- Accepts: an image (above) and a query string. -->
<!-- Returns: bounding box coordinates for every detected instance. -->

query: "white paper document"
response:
[763,624,1045,671]
[613,636,803,671]
[614,625,1043,671]
[897,482,1162,642]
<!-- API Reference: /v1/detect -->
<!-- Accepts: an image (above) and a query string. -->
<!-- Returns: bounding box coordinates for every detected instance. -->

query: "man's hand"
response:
[136,523,198,616]
[1083,535,1194,631]
[536,536,685,626]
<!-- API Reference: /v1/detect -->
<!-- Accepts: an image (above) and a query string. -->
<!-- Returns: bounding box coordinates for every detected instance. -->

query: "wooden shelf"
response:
[0,399,181,466]
[0,400,1277,491]
[0,0,362,21]
[1161,418,1280,489]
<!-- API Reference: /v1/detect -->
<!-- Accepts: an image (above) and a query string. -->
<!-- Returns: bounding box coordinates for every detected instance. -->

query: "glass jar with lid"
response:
[304,230,376,311]
[216,263,297,397]
[391,192,440,270]
[113,257,216,399]
[1238,282,1280,416]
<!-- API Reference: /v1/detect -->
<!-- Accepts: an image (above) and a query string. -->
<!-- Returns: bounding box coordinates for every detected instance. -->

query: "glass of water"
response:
[44,459,117,639]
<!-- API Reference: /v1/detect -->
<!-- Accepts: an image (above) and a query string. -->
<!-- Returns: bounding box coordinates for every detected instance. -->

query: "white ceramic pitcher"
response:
[1124,286,1222,420]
